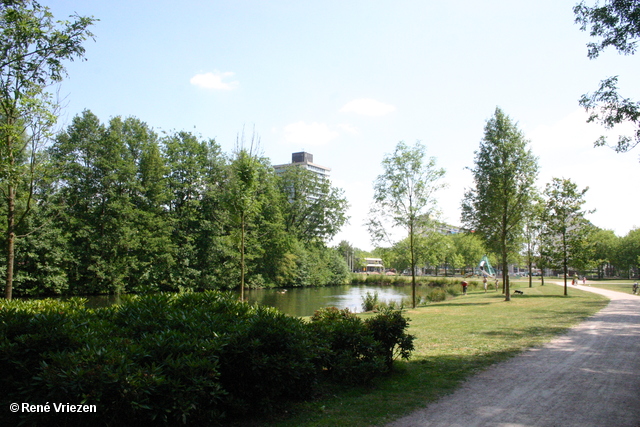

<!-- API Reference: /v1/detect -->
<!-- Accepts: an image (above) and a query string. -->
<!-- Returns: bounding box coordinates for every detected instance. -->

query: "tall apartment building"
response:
[273,151,331,180]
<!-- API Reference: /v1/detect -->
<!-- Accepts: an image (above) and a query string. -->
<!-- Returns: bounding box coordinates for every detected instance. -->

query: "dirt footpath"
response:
[386,283,640,427]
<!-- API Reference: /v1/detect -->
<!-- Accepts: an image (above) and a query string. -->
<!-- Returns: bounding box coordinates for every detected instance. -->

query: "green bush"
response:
[217,305,319,415]
[365,308,415,369]
[427,288,447,302]
[361,291,380,311]
[0,292,416,424]
[309,307,385,384]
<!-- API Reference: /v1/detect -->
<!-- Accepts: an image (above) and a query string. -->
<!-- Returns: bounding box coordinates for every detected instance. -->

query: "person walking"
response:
[483,276,488,293]
[461,281,468,295]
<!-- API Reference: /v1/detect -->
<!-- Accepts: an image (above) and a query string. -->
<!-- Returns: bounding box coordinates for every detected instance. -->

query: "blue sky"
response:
[49,0,639,250]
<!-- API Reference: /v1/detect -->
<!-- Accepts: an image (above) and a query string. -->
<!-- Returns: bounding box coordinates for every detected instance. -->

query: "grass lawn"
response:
[260,281,609,427]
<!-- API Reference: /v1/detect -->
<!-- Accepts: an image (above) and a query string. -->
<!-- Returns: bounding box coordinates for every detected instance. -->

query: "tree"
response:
[51,112,176,294]
[0,1,95,299]
[574,0,640,154]
[163,130,226,290]
[462,108,539,301]
[590,227,619,278]
[226,135,262,300]
[542,178,594,295]
[368,141,446,308]
[522,195,544,287]
[276,165,349,244]
[617,227,640,278]
[451,232,486,276]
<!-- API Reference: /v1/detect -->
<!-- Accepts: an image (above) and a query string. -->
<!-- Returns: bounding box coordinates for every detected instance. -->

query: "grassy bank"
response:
[265,282,609,427]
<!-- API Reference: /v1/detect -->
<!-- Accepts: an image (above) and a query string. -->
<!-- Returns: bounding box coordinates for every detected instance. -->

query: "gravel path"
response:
[386,283,640,427]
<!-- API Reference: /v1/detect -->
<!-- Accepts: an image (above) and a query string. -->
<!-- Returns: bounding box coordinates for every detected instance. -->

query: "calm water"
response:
[244,284,418,317]
[76,284,421,317]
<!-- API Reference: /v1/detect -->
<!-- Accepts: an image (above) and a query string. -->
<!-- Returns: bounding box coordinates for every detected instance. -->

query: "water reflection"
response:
[245,285,416,317]
[56,284,422,317]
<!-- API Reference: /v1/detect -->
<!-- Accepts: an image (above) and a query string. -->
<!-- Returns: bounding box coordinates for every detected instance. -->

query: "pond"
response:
[75,284,425,317]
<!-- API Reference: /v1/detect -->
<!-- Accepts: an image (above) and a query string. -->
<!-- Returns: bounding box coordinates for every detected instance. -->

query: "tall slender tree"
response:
[368,141,446,308]
[542,178,594,295]
[0,1,95,299]
[226,133,262,300]
[462,107,539,301]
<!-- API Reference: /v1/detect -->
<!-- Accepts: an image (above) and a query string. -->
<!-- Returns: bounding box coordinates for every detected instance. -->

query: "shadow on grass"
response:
[480,325,568,338]
[429,302,493,307]
[508,294,569,299]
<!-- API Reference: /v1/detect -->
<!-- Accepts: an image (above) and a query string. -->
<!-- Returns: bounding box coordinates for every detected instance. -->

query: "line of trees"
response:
[367,108,639,302]
[5,111,350,297]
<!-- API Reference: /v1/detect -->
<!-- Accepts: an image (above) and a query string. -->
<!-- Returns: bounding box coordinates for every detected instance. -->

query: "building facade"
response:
[273,151,331,180]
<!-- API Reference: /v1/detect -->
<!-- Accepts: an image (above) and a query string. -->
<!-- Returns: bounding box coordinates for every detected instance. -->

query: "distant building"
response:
[363,258,384,273]
[273,151,331,180]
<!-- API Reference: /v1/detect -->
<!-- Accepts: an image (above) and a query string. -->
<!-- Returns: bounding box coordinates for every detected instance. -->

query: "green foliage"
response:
[309,306,414,383]
[364,308,415,369]
[0,292,415,424]
[575,1,640,153]
[0,0,96,299]
[542,178,594,292]
[368,141,446,307]
[309,307,385,384]
[462,107,539,299]
[361,290,380,311]
[277,166,349,243]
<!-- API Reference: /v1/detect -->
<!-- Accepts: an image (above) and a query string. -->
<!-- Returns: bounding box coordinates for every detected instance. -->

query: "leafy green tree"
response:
[522,195,544,287]
[276,166,349,244]
[617,228,640,278]
[0,0,95,299]
[542,178,594,295]
[462,107,539,301]
[590,227,620,278]
[226,142,262,299]
[368,141,446,308]
[451,232,486,276]
[574,0,640,154]
[162,131,226,290]
[51,112,175,294]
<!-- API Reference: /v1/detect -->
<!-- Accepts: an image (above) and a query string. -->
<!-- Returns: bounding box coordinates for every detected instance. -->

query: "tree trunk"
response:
[410,223,416,309]
[240,211,245,301]
[5,183,15,300]
[563,231,568,296]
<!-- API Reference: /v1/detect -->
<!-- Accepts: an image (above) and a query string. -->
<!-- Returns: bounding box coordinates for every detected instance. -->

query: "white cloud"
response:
[338,123,360,135]
[283,121,338,146]
[339,98,396,116]
[190,71,239,90]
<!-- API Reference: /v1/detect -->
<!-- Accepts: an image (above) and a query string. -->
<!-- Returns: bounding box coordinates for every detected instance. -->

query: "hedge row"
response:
[0,292,414,425]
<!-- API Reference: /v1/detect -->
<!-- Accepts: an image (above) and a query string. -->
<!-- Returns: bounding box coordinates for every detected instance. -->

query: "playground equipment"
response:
[477,255,495,277]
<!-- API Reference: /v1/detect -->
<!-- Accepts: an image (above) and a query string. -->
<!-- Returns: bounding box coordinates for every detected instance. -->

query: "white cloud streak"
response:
[190,71,239,90]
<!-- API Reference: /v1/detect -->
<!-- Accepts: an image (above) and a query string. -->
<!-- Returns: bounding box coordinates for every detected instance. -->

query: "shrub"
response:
[309,307,385,384]
[217,305,319,415]
[361,291,380,311]
[0,292,417,424]
[365,308,415,369]
[427,288,447,302]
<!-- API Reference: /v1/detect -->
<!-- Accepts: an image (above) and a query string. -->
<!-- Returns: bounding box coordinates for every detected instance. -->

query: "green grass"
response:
[256,282,609,427]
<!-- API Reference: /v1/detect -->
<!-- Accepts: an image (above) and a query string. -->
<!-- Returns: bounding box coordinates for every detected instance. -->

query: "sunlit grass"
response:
[265,282,609,427]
